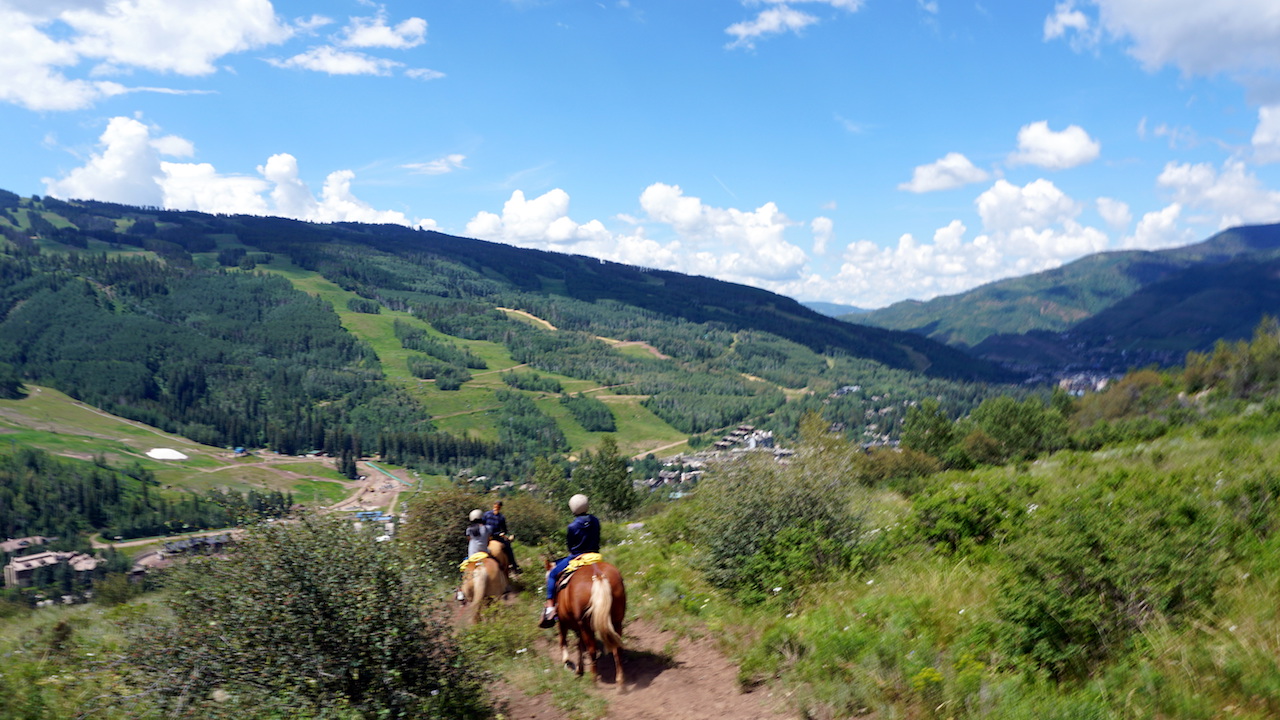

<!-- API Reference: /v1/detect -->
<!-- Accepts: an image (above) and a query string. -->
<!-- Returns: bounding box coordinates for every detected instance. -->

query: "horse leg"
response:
[557,617,572,668]
[582,631,600,682]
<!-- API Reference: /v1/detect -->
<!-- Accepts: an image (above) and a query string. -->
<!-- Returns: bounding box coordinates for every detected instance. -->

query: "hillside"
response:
[0,191,1013,482]
[855,223,1280,356]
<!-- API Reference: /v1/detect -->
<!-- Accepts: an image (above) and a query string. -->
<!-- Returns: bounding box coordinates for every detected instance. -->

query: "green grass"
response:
[254,254,689,457]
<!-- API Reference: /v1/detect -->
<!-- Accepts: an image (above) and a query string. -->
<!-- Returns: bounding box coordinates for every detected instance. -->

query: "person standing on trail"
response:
[539,493,599,628]
[483,500,520,574]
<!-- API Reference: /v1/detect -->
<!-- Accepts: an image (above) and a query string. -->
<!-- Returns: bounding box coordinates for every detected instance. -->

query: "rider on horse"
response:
[483,500,521,575]
[540,493,599,628]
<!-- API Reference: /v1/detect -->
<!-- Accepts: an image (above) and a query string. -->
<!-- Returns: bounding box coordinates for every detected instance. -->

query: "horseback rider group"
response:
[457,493,604,630]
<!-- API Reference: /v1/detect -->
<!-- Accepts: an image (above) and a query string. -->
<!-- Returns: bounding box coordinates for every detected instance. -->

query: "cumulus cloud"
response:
[1120,203,1188,249]
[338,13,427,49]
[1043,1,1098,51]
[1096,197,1132,229]
[42,115,434,227]
[0,0,291,111]
[268,7,433,77]
[1157,159,1280,228]
[725,0,863,50]
[1045,0,1280,78]
[267,47,402,75]
[899,152,990,193]
[402,154,467,175]
[1254,106,1280,164]
[811,216,834,255]
[465,183,811,284]
[1007,121,1101,169]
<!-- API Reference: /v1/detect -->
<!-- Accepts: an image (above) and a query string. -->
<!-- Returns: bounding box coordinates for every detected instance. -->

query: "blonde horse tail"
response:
[468,563,489,623]
[590,574,623,655]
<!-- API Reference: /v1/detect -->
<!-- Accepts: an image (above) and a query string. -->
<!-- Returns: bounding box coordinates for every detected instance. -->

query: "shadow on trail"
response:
[578,646,678,691]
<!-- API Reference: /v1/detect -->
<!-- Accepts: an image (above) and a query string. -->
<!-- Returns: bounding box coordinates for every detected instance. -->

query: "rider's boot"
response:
[538,601,556,628]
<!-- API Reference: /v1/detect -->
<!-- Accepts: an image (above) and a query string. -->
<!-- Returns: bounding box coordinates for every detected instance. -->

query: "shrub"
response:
[696,413,871,604]
[499,493,565,552]
[910,473,1035,554]
[997,470,1228,678]
[121,515,490,718]
[399,486,490,571]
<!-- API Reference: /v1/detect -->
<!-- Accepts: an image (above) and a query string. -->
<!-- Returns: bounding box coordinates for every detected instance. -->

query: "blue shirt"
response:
[482,509,508,535]
[566,514,600,556]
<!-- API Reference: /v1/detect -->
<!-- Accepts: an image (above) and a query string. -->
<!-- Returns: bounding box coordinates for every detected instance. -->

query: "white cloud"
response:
[899,152,989,193]
[1121,203,1188,249]
[465,183,811,283]
[402,154,467,175]
[725,0,862,50]
[268,46,402,75]
[1096,197,1132,229]
[339,13,427,49]
[465,189,680,269]
[811,216,834,255]
[42,116,435,228]
[1043,1,1097,51]
[43,116,166,207]
[1046,0,1280,78]
[1253,105,1280,164]
[0,0,290,111]
[161,162,271,216]
[1157,159,1280,228]
[406,68,446,81]
[976,178,1080,234]
[1007,121,1101,170]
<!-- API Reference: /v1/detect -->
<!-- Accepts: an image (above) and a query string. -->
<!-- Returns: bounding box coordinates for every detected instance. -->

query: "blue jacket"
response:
[482,509,508,536]
[566,514,600,556]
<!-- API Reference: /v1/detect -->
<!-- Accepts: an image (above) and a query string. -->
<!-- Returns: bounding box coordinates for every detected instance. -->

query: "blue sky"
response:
[3,1,1280,308]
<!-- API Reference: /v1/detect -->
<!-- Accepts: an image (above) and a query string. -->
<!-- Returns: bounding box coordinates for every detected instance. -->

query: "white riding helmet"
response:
[568,494,589,515]
[469,509,483,522]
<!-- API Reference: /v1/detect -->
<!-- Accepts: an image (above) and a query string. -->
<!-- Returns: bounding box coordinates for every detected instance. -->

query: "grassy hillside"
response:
[0,191,1016,481]
[0,385,352,505]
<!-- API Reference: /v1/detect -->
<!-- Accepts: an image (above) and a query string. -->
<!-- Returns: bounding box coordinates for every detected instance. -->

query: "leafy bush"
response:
[399,486,490,571]
[498,493,564,552]
[910,472,1035,554]
[997,470,1228,678]
[696,413,871,604]
[121,515,490,718]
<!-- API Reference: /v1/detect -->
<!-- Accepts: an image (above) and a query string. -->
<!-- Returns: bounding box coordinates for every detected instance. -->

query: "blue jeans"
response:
[545,556,573,600]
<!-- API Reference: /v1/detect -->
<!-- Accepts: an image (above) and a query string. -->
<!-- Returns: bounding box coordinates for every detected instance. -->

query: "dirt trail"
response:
[496,619,793,720]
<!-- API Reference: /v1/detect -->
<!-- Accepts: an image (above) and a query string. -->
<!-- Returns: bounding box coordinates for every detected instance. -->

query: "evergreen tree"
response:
[574,436,636,518]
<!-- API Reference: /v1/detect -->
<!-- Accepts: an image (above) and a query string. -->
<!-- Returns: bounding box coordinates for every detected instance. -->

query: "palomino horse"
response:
[549,558,626,687]
[459,540,510,623]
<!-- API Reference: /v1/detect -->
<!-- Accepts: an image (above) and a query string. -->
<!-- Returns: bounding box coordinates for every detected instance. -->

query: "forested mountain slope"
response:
[855,223,1280,350]
[0,191,1012,481]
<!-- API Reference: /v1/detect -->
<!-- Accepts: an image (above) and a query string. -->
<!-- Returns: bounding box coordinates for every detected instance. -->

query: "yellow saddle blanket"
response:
[567,552,603,572]
[459,552,490,572]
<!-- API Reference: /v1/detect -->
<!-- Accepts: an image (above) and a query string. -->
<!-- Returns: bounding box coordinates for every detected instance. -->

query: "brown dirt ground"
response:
[492,618,795,720]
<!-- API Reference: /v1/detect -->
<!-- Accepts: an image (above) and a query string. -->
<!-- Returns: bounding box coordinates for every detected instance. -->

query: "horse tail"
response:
[589,574,623,654]
[468,563,489,623]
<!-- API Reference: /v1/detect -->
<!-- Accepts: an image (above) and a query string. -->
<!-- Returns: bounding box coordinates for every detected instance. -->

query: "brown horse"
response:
[549,559,626,687]
[459,540,510,623]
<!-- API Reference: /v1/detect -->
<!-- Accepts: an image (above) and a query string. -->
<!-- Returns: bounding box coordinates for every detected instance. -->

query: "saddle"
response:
[459,551,492,572]
[554,552,603,593]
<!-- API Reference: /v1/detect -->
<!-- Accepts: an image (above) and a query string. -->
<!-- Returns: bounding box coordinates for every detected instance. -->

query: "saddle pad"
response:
[459,551,489,572]
[555,552,605,593]
[567,552,603,572]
